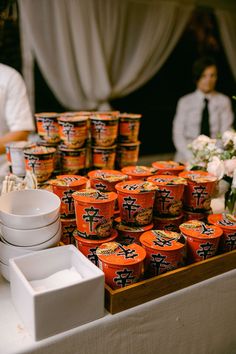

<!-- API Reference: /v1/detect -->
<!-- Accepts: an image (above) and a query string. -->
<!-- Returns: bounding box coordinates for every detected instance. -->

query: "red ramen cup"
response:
[96,242,146,289]
[121,165,157,180]
[91,145,116,170]
[74,229,118,266]
[90,114,119,147]
[114,217,153,245]
[24,146,56,183]
[59,145,86,174]
[35,112,60,143]
[208,213,236,253]
[118,113,141,143]
[151,161,185,176]
[140,230,185,277]
[116,142,140,169]
[115,180,156,227]
[38,140,61,173]
[50,175,88,218]
[179,170,217,212]
[58,113,88,148]
[60,217,77,245]
[179,220,222,263]
[153,213,184,232]
[72,188,117,239]
[147,175,186,217]
[88,169,128,192]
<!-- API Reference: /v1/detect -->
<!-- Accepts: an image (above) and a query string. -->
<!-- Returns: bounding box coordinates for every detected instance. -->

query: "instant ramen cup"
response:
[96,242,146,289]
[179,170,217,212]
[118,113,141,143]
[35,112,60,143]
[153,213,184,232]
[151,161,185,176]
[60,217,77,245]
[116,142,140,169]
[114,217,153,245]
[72,188,117,239]
[90,113,119,147]
[208,213,236,253]
[58,113,88,148]
[88,169,128,192]
[183,210,211,222]
[121,165,157,180]
[24,146,56,183]
[91,145,116,170]
[115,180,156,227]
[73,229,118,266]
[179,220,222,263]
[37,140,61,172]
[147,175,186,217]
[59,145,86,174]
[50,175,88,218]
[140,230,185,277]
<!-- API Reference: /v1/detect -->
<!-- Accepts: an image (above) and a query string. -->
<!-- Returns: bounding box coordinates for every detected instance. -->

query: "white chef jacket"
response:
[0,64,35,174]
[172,89,234,163]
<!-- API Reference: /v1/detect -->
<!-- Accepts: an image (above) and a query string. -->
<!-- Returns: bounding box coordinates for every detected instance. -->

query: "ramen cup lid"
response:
[140,230,184,251]
[73,229,118,244]
[114,217,153,233]
[119,113,142,119]
[147,174,187,185]
[35,112,59,118]
[58,115,88,122]
[96,242,146,266]
[24,146,56,155]
[208,213,236,229]
[115,180,157,194]
[90,114,119,121]
[151,161,185,171]
[121,166,157,177]
[179,170,217,183]
[88,169,128,182]
[72,188,117,203]
[53,175,88,187]
[58,144,86,151]
[180,221,222,239]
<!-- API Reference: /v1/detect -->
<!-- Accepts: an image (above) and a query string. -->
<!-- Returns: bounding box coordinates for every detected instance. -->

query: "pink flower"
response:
[207,156,225,180]
[224,158,236,177]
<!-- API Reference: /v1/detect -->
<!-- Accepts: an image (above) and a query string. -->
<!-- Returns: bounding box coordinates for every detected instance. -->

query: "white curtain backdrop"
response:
[215,9,236,80]
[18,0,193,111]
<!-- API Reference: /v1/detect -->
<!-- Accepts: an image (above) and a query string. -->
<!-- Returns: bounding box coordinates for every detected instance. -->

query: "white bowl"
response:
[0,261,10,281]
[0,217,61,247]
[0,189,61,229]
[0,238,35,265]
[1,223,61,254]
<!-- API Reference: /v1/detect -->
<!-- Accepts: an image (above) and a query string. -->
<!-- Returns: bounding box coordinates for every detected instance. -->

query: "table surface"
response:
[0,268,236,354]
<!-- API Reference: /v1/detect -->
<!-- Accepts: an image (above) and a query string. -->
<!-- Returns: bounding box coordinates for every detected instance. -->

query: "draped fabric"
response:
[18,0,193,111]
[215,9,236,80]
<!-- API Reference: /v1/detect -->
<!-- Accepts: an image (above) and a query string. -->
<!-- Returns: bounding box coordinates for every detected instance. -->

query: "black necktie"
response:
[200,98,210,136]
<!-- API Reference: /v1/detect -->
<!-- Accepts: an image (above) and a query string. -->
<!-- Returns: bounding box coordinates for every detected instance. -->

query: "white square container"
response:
[9,245,104,341]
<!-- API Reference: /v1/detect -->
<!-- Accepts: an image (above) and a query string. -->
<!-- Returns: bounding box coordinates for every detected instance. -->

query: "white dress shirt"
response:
[172,89,234,162]
[0,64,35,174]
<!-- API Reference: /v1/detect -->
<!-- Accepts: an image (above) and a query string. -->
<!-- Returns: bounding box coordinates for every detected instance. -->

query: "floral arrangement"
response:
[188,130,236,214]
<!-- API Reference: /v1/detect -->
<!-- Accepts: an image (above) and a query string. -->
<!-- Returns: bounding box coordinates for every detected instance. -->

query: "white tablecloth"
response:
[0,269,235,354]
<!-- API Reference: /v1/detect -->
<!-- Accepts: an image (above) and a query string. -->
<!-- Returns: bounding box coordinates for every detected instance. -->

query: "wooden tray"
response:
[105,249,236,314]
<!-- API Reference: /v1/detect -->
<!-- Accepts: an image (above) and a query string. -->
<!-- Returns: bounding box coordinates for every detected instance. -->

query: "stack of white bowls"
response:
[0,189,61,281]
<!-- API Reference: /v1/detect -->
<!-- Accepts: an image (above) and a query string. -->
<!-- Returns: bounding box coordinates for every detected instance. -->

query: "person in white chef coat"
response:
[0,63,35,174]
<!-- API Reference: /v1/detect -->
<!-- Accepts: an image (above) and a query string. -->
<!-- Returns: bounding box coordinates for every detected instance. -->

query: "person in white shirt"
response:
[0,63,35,174]
[172,57,234,163]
